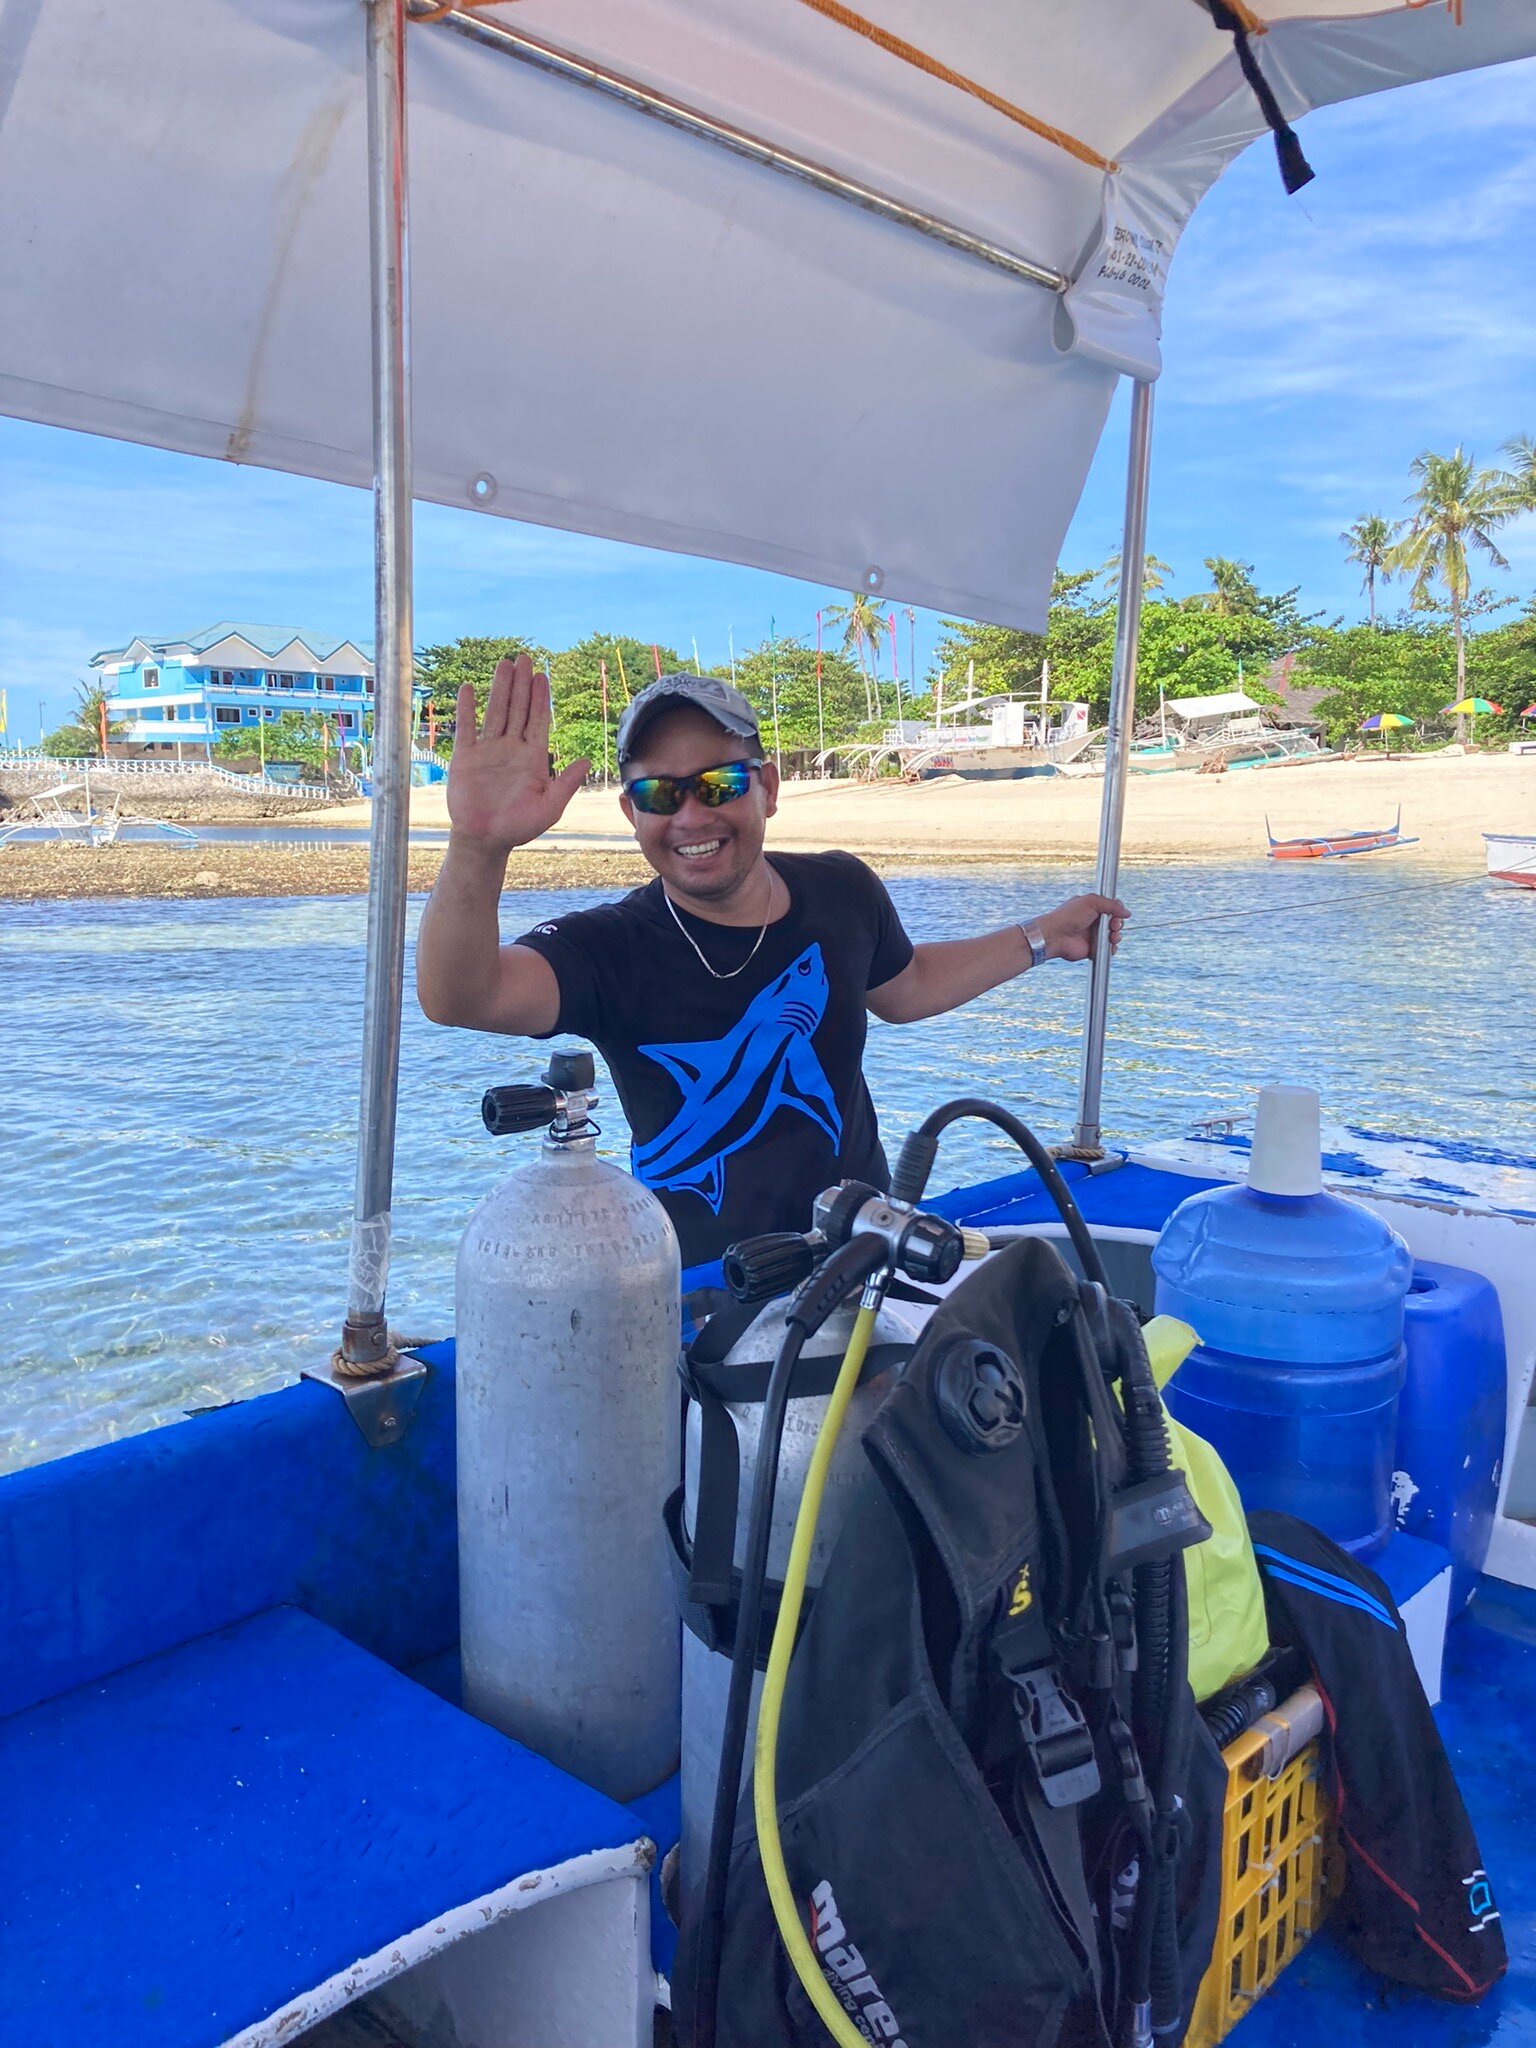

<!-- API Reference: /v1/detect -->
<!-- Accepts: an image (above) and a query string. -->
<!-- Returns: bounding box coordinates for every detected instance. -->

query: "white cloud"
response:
[1161,59,1536,419]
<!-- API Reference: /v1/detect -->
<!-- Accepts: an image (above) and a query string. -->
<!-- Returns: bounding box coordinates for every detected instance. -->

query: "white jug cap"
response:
[1248,1084,1322,1197]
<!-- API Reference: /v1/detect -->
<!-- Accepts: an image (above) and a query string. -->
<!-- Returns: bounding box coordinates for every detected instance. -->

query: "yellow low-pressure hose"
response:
[753,1300,880,2048]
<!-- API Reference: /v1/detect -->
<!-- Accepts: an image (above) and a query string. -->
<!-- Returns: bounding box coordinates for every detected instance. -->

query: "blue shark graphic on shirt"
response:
[632,944,842,1212]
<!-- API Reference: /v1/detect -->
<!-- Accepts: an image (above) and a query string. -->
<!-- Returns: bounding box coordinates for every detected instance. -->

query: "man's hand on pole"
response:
[448,651,590,854]
[1037,893,1130,963]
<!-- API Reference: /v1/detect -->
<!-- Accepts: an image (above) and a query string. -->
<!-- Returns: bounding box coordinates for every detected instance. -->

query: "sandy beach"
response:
[1,750,1529,900]
[321,748,1533,867]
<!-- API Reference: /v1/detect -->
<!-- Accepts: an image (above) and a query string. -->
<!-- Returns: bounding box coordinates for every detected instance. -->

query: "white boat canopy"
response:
[1166,690,1262,722]
[3,0,1533,631]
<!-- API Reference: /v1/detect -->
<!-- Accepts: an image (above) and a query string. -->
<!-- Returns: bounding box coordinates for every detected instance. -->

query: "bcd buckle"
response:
[1007,1665,1101,1809]
[1105,1470,1212,1575]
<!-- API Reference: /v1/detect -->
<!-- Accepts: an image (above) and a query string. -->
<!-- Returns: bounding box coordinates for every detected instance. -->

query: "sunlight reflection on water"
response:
[2,860,1531,1470]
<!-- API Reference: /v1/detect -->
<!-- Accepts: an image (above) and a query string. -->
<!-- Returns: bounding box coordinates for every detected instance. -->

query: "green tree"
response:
[1341,515,1403,629]
[1387,448,1514,735]
[932,559,1324,736]
[546,634,689,780]
[42,681,127,758]
[212,711,353,774]
[729,636,869,764]
[929,619,1049,714]
[1463,593,1536,736]
[1291,615,1459,745]
[416,635,551,739]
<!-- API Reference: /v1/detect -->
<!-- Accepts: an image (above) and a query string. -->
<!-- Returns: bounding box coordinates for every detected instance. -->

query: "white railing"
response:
[2,752,212,774]
[1,753,334,798]
[205,764,336,798]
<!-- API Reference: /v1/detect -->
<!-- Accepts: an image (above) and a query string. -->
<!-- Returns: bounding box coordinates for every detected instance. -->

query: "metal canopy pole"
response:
[1072,377,1154,1156]
[417,3,1066,295]
[340,0,415,1372]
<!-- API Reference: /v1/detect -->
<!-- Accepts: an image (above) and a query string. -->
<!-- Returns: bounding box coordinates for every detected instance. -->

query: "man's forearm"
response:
[416,836,512,1026]
[872,928,1034,1024]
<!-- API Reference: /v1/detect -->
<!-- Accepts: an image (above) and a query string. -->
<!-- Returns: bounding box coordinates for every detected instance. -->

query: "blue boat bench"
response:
[0,1349,663,2048]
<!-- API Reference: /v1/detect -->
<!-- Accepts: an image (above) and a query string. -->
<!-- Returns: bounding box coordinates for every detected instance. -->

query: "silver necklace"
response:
[664,867,776,980]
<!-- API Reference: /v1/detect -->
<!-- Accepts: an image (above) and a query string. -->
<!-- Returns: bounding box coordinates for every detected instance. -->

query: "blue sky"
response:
[2,54,1533,744]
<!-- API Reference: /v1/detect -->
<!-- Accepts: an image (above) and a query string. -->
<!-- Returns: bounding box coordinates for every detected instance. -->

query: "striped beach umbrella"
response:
[1359,712,1415,731]
[1522,703,1536,719]
[1442,697,1503,717]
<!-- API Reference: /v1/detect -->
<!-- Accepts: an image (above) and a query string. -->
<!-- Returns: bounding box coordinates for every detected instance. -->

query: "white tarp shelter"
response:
[3,0,1535,628]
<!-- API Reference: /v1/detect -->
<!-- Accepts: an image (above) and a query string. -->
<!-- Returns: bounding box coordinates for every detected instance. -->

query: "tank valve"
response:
[722,1231,825,1305]
[721,1181,968,1307]
[482,1047,600,1141]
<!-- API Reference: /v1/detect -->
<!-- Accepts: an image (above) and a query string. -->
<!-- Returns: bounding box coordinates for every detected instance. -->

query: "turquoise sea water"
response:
[2,859,1532,1471]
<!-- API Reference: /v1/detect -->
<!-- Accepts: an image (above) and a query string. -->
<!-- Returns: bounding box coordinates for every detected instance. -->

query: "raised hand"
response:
[446,652,589,854]
[1039,892,1130,962]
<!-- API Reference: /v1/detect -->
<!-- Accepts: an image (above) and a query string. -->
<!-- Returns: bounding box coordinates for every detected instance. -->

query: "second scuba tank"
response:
[676,1286,927,1912]
[1155,1084,1411,1561]
[456,1050,682,1803]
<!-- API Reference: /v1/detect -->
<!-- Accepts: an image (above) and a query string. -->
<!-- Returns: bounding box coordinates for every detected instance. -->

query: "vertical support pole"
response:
[340,0,414,1371]
[1072,378,1154,1156]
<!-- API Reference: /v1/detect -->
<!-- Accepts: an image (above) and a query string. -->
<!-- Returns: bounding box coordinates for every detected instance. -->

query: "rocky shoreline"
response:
[0,840,1101,903]
[0,764,339,826]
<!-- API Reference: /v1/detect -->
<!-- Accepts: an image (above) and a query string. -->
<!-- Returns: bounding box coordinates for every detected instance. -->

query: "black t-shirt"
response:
[516,851,914,1270]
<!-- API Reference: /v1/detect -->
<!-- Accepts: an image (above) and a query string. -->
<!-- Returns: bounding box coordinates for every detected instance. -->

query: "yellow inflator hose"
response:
[753,1300,879,2048]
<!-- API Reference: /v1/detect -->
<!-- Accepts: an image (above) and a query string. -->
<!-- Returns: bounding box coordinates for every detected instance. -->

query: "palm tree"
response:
[1186,557,1260,616]
[1098,551,1171,599]
[45,680,126,758]
[1501,434,1536,513]
[1341,514,1402,629]
[823,593,889,722]
[1387,448,1513,740]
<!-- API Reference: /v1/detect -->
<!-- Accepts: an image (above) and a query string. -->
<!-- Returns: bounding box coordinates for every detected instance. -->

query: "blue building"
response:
[93,624,377,753]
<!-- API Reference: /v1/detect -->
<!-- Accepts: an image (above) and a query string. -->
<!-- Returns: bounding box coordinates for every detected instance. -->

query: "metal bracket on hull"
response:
[302,1356,430,1448]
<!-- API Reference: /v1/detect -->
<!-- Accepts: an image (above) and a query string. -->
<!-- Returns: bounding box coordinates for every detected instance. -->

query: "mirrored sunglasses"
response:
[624,759,763,816]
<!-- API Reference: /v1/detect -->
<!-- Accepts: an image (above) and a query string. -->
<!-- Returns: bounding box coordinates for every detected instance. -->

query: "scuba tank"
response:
[456,1048,681,1803]
[675,1280,931,1915]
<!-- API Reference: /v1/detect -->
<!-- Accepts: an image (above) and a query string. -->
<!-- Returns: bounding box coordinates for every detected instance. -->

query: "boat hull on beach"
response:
[1485,833,1536,889]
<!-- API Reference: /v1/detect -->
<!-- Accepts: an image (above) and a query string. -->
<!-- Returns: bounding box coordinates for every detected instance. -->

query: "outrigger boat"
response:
[1265,807,1416,861]
[3,5,1536,2048]
[0,770,198,851]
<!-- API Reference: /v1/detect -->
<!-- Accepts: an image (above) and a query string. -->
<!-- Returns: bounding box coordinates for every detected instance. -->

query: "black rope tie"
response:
[1205,0,1316,196]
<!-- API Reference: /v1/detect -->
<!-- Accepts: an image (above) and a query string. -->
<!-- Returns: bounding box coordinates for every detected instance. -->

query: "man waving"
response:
[417,654,1126,1269]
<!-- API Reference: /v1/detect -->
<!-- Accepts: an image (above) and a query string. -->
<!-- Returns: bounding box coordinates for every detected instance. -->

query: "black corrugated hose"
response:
[890,1098,1110,1292]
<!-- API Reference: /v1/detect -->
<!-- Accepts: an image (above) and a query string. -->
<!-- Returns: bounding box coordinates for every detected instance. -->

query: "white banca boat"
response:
[834,692,1095,781]
[1484,833,1536,891]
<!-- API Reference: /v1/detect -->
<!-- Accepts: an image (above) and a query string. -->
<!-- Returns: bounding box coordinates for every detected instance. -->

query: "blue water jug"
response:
[1154,1086,1412,1561]
[1396,1260,1507,1613]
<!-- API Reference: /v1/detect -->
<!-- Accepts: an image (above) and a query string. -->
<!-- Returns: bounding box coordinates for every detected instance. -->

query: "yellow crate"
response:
[1186,1698,1344,2048]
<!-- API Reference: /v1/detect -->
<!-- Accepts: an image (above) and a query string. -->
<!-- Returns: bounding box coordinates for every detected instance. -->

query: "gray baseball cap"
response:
[616,673,762,770]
